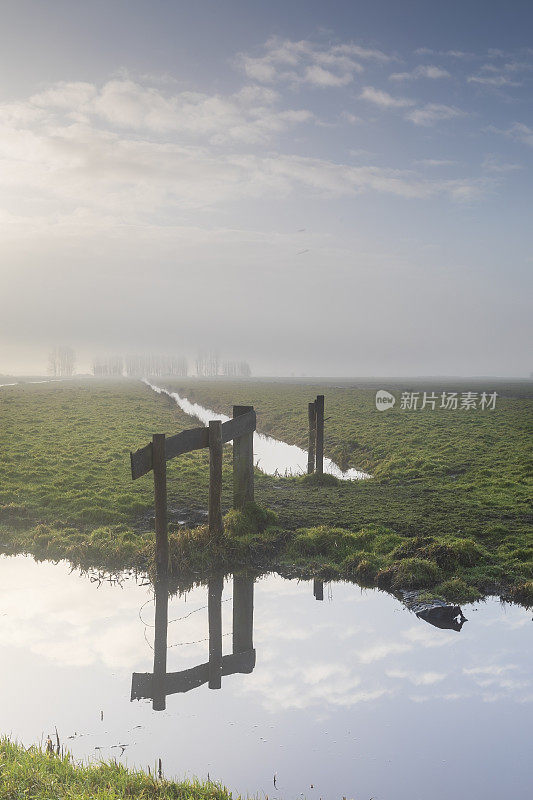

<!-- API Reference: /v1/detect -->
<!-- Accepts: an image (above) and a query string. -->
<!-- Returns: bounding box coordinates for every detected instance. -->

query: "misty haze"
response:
[0,2,531,800]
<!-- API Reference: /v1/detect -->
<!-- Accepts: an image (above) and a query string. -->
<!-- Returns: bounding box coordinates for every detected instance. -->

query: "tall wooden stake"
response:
[208,576,223,689]
[208,420,223,539]
[152,578,168,710]
[313,579,324,601]
[307,401,316,474]
[152,433,168,578]
[232,575,254,655]
[315,395,325,475]
[233,405,254,509]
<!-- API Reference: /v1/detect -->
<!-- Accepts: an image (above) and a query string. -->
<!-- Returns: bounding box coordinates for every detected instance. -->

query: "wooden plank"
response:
[152,433,168,579]
[315,395,325,475]
[208,421,223,540]
[165,426,209,460]
[221,409,256,443]
[233,406,255,509]
[130,443,152,480]
[131,650,256,701]
[307,402,316,474]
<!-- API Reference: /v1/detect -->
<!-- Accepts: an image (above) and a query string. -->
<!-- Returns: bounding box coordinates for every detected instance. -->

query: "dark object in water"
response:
[416,604,467,631]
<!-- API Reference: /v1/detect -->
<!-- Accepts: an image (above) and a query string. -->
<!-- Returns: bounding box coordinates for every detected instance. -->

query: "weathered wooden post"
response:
[313,579,324,601]
[233,405,254,509]
[152,578,169,710]
[208,575,223,689]
[208,420,223,539]
[152,433,168,578]
[315,395,325,475]
[232,575,254,655]
[307,401,316,474]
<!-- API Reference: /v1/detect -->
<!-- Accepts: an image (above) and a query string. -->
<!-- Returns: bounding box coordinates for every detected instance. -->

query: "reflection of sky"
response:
[146,380,369,479]
[0,555,531,800]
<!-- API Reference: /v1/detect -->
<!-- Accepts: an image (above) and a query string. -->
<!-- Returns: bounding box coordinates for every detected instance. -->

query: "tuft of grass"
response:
[0,737,238,799]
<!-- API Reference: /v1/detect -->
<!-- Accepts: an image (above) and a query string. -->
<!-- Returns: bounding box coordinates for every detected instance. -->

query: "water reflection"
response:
[132,575,256,709]
[1,556,531,800]
[416,605,467,632]
[132,575,467,712]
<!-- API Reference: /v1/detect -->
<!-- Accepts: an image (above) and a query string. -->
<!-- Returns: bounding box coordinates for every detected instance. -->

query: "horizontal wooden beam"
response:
[165,426,209,461]
[130,410,256,480]
[131,649,256,699]
[130,443,153,480]
[221,409,256,444]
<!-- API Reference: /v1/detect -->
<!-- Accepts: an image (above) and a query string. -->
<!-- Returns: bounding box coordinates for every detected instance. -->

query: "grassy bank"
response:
[1,377,531,605]
[0,738,236,799]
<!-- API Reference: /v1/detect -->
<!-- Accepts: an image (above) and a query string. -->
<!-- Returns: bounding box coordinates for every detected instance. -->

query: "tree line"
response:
[48,348,251,378]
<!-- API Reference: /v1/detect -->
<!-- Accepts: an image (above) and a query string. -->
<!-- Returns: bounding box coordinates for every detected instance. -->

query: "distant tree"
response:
[48,346,75,377]
[238,361,251,377]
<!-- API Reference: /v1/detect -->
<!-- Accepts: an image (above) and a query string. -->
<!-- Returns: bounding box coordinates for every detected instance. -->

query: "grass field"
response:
[0,377,531,604]
[0,738,236,799]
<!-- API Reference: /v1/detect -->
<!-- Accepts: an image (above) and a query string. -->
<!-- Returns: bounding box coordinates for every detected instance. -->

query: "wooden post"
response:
[307,402,316,474]
[208,576,223,689]
[313,579,324,601]
[233,575,254,655]
[152,433,168,579]
[315,395,324,475]
[152,578,169,710]
[233,405,254,509]
[208,420,223,539]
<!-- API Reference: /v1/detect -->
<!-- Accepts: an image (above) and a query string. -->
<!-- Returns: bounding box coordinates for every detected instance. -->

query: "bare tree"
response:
[48,346,75,377]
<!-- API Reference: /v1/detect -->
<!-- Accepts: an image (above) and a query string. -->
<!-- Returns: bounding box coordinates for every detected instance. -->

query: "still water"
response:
[144,380,369,480]
[0,554,530,799]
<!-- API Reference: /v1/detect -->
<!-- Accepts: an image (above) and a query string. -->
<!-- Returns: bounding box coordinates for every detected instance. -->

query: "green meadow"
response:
[0,738,236,800]
[0,377,531,604]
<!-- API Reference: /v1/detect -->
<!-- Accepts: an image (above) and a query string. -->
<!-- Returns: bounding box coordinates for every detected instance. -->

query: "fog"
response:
[1,2,531,378]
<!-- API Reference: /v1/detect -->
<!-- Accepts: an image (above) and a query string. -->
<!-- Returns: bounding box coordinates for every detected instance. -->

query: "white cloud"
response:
[468,74,521,88]
[360,86,415,108]
[482,154,522,173]
[406,103,465,126]
[7,78,313,147]
[390,65,451,81]
[499,122,533,147]
[237,37,377,88]
[415,158,458,167]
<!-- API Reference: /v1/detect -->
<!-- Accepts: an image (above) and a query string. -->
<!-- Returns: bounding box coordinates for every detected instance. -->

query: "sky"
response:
[0,0,532,377]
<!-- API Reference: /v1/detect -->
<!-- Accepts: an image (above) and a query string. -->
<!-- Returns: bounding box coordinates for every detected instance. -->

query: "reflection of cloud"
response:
[358,642,411,663]
[387,669,446,686]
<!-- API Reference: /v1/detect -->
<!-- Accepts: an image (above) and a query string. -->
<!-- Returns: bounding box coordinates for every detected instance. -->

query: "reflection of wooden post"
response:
[315,395,324,475]
[233,576,254,654]
[313,579,324,601]
[152,434,168,578]
[208,421,223,540]
[307,402,316,474]
[233,406,254,509]
[152,579,169,710]
[208,576,223,689]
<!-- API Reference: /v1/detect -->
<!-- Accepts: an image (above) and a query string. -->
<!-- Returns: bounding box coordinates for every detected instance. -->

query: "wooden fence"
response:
[130,404,256,577]
[131,574,255,710]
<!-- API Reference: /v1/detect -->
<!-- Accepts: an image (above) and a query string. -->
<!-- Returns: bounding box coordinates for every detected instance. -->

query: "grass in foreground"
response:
[1,377,532,605]
[0,738,236,799]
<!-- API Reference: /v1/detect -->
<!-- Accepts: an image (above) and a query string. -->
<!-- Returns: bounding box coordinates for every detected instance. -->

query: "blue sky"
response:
[0,1,531,375]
